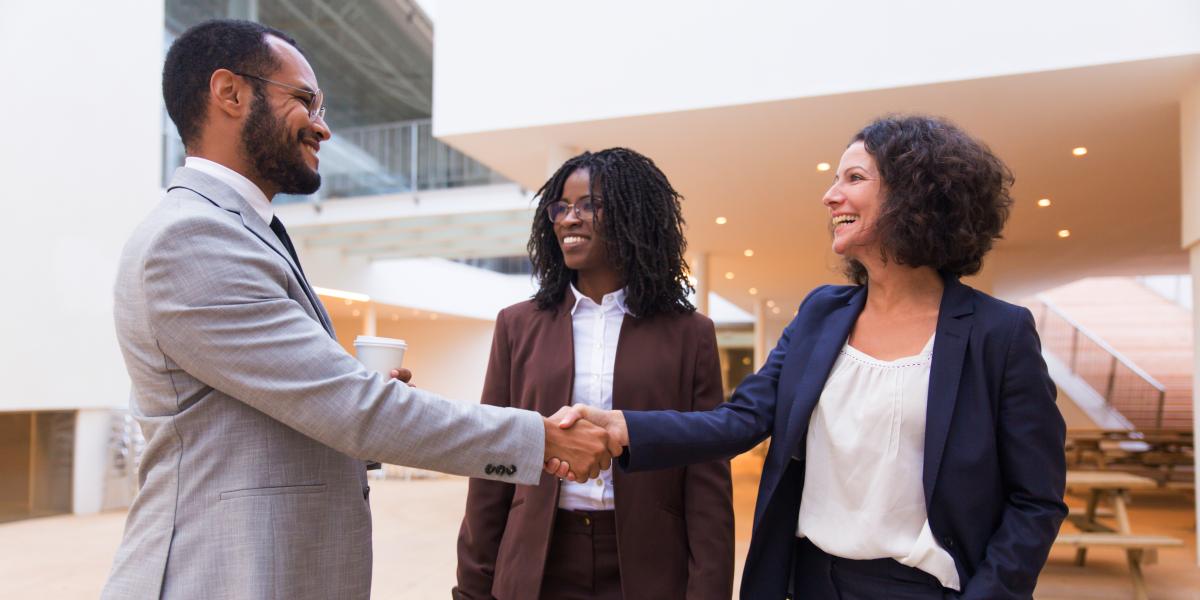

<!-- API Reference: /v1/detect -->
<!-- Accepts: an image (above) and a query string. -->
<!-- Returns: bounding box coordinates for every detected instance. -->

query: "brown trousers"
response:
[539,510,622,600]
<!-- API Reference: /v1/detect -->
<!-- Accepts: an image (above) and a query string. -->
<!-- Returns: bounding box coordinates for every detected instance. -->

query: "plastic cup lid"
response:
[353,335,407,348]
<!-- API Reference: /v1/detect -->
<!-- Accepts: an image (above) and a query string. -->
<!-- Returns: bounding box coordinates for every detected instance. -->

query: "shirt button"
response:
[595,479,603,487]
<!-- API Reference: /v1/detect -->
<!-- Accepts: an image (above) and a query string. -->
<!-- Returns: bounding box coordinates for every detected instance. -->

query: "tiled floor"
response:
[1,459,1196,599]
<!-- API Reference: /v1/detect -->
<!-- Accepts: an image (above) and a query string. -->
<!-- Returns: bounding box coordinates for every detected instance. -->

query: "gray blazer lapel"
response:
[922,277,974,505]
[165,167,335,336]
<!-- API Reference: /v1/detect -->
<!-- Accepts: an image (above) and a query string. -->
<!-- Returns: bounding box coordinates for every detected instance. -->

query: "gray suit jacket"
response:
[102,167,545,600]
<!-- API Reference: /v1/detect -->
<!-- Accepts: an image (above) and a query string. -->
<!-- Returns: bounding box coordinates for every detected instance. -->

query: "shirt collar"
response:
[184,157,273,224]
[568,283,631,316]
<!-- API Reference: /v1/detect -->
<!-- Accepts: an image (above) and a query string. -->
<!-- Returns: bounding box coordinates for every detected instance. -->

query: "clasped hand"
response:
[542,405,629,482]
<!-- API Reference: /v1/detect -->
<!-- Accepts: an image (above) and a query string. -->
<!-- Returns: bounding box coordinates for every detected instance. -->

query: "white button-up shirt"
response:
[184,157,273,224]
[558,284,629,511]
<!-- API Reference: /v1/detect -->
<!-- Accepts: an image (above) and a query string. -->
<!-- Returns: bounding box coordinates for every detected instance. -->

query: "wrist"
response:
[542,417,556,460]
[613,410,630,447]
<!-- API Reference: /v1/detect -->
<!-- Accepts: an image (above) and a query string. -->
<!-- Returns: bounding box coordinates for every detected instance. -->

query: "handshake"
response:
[541,405,630,482]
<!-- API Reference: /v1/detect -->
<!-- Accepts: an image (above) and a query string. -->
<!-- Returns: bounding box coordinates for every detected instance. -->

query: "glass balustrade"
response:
[162,118,508,204]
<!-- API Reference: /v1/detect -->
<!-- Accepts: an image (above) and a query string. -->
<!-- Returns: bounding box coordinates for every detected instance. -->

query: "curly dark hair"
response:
[528,148,695,318]
[163,19,300,149]
[844,115,1014,285]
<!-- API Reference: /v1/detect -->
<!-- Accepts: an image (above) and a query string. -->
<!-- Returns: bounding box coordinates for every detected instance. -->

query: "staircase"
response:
[1026,277,1193,432]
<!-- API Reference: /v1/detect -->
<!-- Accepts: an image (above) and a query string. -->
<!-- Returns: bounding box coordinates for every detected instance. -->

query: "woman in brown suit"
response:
[453,148,734,600]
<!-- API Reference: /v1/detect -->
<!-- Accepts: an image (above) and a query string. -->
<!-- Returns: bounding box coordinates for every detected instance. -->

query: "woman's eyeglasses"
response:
[545,199,601,223]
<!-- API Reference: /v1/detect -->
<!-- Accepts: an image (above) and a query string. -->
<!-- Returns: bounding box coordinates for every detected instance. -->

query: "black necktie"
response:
[269,215,306,278]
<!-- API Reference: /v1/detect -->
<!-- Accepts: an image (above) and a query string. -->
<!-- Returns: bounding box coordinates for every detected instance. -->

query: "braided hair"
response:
[528,148,695,318]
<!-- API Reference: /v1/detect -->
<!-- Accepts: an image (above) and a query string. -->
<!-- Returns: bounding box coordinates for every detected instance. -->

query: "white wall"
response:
[0,0,163,411]
[434,0,1200,137]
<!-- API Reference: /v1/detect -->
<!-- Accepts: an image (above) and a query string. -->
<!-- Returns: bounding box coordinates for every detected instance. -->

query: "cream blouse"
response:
[796,335,960,591]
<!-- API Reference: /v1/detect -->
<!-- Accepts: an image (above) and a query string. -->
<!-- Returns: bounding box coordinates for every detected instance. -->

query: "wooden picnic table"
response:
[1065,430,1194,485]
[1065,471,1159,539]
[1057,470,1183,600]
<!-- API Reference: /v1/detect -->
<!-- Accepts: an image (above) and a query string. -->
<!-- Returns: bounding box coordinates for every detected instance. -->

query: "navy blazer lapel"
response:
[784,286,866,459]
[922,277,975,504]
[167,168,335,337]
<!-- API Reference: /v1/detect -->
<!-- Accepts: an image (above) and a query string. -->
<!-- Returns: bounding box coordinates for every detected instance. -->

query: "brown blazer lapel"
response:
[611,314,645,412]
[550,292,577,412]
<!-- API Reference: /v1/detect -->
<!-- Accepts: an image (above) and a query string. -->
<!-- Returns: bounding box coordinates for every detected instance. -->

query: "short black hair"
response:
[846,115,1014,285]
[163,19,300,149]
[529,148,695,318]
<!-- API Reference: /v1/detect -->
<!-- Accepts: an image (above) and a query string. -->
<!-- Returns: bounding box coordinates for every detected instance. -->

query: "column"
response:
[692,251,710,315]
[363,303,378,337]
[1180,78,1200,562]
[73,409,111,515]
[1191,245,1200,564]
[753,299,767,370]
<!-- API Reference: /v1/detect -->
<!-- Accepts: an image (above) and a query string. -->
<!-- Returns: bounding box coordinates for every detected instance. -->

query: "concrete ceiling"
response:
[438,55,1200,313]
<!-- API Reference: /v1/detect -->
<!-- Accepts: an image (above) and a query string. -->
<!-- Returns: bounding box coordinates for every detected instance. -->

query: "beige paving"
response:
[1,458,1196,599]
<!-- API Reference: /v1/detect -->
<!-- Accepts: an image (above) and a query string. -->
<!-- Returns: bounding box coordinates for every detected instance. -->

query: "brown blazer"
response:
[454,294,734,600]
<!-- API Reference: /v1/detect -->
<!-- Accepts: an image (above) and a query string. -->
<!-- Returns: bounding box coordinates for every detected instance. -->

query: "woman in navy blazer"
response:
[551,116,1068,599]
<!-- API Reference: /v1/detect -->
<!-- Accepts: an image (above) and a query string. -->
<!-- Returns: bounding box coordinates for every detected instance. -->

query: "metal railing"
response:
[1031,295,1168,430]
[161,118,508,202]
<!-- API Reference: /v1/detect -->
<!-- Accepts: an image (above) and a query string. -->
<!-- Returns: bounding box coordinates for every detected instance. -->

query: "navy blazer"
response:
[622,277,1067,599]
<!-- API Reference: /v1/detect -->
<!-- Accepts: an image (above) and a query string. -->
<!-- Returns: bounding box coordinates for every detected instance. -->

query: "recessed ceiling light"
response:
[1057,229,1071,238]
[744,249,754,257]
[715,217,728,225]
[351,310,361,317]
[766,300,776,308]
[1037,198,1051,207]
[748,287,758,295]
[772,306,781,314]
[1072,147,1088,157]
[725,272,735,280]
[816,162,831,172]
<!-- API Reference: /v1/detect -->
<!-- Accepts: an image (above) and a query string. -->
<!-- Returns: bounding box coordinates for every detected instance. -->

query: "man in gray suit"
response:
[103,20,610,599]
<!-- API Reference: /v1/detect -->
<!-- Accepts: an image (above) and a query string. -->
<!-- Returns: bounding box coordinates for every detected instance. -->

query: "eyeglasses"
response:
[545,199,601,223]
[234,72,326,121]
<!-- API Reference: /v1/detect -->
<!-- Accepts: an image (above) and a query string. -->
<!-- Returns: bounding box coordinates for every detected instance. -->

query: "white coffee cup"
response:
[354,335,408,375]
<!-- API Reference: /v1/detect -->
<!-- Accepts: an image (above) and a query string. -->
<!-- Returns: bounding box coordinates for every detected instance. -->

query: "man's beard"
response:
[241,95,321,195]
